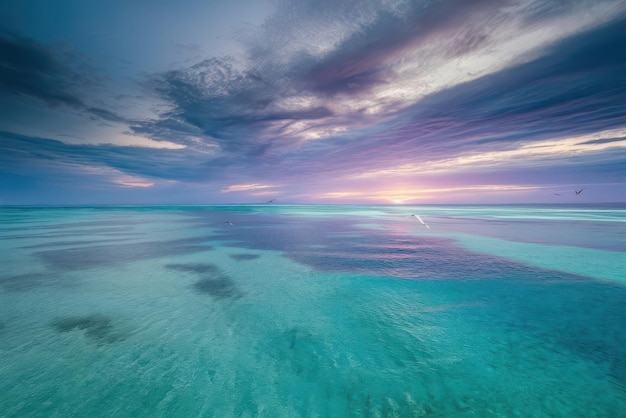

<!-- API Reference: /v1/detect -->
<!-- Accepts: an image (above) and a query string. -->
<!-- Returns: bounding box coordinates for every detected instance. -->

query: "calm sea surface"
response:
[1,205,625,417]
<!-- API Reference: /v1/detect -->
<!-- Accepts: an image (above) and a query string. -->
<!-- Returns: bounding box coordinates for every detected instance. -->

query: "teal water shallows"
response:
[0,205,625,417]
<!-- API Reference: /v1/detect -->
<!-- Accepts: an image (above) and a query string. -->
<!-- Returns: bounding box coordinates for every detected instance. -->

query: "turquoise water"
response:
[0,205,625,417]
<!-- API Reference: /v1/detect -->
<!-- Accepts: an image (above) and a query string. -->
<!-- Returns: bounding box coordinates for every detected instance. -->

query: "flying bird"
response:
[575,188,585,195]
[553,193,561,196]
[265,199,276,204]
[410,214,430,229]
[225,221,234,226]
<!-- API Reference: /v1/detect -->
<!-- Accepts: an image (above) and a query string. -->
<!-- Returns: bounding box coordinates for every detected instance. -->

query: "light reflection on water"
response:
[0,205,624,417]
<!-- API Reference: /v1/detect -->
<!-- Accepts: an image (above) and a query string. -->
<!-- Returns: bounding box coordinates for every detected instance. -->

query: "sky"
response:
[1,0,625,205]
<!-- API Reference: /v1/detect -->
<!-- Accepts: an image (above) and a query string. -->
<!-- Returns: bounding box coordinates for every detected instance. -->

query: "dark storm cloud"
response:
[0,33,128,123]
[142,56,334,155]
[0,33,85,107]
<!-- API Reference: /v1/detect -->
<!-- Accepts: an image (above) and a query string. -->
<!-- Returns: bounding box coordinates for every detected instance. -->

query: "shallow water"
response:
[1,205,625,417]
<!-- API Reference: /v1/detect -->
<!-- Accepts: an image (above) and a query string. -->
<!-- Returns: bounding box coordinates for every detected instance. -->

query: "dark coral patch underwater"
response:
[229,254,260,261]
[166,262,242,299]
[51,315,125,344]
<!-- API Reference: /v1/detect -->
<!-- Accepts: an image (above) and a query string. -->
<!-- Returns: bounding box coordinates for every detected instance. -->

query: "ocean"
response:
[1,204,625,417]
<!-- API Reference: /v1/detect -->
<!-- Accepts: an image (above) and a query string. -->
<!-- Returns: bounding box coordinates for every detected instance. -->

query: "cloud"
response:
[0,33,128,124]
[221,183,276,193]
[0,131,210,184]
[140,0,626,170]
[0,33,86,107]
[300,0,500,95]
[144,56,335,155]
[79,4,626,199]
[85,107,129,124]
[3,1,626,204]
[290,13,626,181]
[580,137,626,146]
[350,128,626,179]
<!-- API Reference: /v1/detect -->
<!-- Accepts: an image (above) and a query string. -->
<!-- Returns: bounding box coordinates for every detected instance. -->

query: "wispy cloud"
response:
[0,131,205,183]
[76,165,156,188]
[221,183,276,193]
[351,128,626,179]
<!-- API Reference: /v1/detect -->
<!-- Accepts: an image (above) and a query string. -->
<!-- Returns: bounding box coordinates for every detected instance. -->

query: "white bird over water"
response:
[410,214,430,229]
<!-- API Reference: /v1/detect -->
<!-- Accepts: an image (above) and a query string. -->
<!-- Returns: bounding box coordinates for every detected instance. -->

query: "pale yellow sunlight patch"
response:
[113,177,155,188]
[316,185,542,203]
[51,125,188,150]
[76,165,156,188]
[102,133,187,149]
[352,128,626,179]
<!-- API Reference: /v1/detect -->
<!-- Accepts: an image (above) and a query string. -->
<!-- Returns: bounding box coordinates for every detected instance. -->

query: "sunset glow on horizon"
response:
[1,0,625,205]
